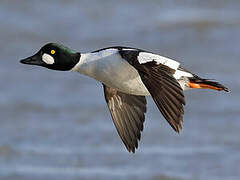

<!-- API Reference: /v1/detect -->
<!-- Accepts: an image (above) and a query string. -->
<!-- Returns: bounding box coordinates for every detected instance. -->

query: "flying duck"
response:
[20,43,229,153]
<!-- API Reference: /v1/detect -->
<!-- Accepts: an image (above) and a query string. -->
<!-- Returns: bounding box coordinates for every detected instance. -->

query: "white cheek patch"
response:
[42,53,55,64]
[137,52,180,70]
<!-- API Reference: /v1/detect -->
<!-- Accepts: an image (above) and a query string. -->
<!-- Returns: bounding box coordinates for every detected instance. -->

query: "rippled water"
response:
[0,0,239,180]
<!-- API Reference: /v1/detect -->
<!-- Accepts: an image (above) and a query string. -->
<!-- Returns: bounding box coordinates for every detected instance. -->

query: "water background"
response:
[0,0,239,180]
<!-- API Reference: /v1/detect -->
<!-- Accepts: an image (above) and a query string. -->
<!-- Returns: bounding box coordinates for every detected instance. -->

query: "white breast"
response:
[71,49,150,96]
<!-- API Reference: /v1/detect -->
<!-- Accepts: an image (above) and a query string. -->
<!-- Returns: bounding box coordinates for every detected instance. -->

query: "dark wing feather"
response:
[103,84,147,153]
[135,62,186,133]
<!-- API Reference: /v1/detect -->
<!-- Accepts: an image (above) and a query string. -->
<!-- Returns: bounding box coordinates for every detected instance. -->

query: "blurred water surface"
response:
[0,0,239,180]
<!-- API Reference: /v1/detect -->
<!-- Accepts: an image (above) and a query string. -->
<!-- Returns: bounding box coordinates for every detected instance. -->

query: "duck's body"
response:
[20,43,229,153]
[72,48,149,95]
[72,47,194,95]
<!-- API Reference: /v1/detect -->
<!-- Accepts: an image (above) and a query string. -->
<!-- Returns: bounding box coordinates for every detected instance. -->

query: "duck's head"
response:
[20,43,80,71]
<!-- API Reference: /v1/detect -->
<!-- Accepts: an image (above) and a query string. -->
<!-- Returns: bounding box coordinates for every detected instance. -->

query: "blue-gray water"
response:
[0,0,239,180]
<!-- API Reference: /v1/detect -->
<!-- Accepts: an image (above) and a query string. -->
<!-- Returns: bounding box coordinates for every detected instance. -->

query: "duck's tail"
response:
[188,77,230,92]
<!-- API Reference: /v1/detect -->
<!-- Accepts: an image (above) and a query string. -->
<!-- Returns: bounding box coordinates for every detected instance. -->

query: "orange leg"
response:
[188,82,223,91]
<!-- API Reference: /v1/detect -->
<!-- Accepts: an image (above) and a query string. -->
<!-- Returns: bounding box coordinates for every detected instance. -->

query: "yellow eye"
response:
[51,50,56,55]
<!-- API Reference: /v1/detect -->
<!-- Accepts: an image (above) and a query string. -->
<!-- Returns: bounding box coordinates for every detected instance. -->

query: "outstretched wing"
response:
[119,50,186,132]
[103,84,147,153]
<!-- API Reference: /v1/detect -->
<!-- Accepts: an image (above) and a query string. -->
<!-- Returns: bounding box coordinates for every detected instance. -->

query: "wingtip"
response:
[127,147,136,153]
[174,125,183,134]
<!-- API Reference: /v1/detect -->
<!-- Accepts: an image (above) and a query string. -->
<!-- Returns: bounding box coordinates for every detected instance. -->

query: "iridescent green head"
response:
[20,43,80,71]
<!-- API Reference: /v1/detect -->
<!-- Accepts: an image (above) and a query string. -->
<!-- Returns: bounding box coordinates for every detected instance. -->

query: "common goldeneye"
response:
[20,43,229,153]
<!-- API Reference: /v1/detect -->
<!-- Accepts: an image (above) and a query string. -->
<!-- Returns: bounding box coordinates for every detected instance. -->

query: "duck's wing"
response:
[119,50,186,133]
[103,84,147,153]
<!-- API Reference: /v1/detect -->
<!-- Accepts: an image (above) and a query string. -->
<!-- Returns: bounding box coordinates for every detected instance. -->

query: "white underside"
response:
[71,49,193,95]
[72,49,150,95]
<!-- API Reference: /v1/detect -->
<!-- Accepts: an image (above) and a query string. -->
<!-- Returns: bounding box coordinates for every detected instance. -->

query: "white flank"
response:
[42,53,55,64]
[137,52,180,70]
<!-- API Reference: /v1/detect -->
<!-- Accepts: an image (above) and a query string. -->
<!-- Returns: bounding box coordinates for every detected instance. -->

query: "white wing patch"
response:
[173,70,193,80]
[42,53,55,64]
[122,48,137,51]
[137,52,180,70]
